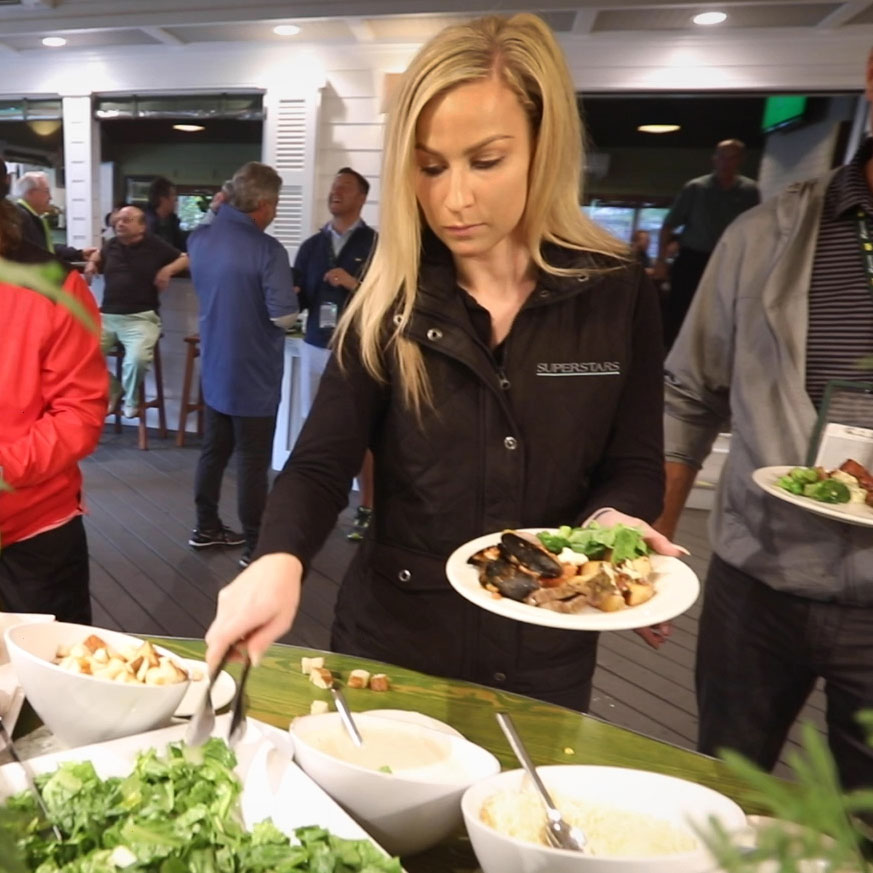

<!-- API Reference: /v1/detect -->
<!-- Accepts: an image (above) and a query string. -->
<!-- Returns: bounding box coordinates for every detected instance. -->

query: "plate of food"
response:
[173,658,237,718]
[445,524,699,631]
[0,715,402,872]
[752,459,873,527]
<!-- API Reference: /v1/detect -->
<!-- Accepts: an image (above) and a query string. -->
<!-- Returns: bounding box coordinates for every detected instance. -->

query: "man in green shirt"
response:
[14,171,95,262]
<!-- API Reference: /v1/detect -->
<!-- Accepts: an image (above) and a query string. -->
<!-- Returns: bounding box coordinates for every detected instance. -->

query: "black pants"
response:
[662,247,711,353]
[697,554,873,791]
[194,405,276,550]
[0,516,91,624]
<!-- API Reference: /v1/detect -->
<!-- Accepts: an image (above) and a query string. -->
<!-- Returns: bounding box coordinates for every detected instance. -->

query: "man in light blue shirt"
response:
[187,162,298,566]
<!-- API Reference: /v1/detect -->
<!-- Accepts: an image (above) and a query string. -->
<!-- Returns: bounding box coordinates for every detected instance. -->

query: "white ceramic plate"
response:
[446,528,700,631]
[173,659,236,718]
[0,715,396,865]
[752,466,873,528]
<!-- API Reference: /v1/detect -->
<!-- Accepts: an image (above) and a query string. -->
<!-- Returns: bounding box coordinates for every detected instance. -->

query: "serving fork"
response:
[496,711,587,853]
[0,713,63,842]
[185,645,253,748]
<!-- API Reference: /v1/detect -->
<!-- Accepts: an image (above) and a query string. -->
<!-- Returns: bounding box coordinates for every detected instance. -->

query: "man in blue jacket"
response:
[187,162,298,567]
[294,167,377,540]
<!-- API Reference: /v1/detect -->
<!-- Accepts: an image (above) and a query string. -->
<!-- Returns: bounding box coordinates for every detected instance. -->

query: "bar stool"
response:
[177,333,205,447]
[106,338,168,451]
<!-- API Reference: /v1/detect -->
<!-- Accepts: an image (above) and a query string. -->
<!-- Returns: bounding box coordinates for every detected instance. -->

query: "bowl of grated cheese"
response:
[462,764,747,872]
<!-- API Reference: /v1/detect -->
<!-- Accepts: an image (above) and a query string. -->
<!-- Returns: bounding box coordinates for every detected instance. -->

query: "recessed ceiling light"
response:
[693,11,727,25]
[273,24,301,36]
[173,124,205,132]
[638,124,681,134]
[42,37,67,47]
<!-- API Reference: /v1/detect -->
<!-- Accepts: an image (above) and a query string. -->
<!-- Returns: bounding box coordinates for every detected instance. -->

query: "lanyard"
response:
[855,209,873,292]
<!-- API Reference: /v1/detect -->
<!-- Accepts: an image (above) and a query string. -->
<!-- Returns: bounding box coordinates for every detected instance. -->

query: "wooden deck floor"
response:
[81,427,825,779]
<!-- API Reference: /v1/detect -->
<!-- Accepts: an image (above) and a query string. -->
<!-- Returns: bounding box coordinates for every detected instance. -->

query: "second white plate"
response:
[173,658,236,718]
[446,528,700,631]
[752,465,873,527]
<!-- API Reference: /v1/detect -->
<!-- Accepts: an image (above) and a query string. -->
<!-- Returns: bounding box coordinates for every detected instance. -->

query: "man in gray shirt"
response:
[655,139,760,350]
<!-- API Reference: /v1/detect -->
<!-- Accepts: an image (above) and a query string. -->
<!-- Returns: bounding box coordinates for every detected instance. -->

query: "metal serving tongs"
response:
[496,711,587,853]
[0,713,63,841]
[185,645,252,748]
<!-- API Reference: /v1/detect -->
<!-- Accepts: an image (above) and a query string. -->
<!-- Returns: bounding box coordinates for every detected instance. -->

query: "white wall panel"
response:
[62,95,100,249]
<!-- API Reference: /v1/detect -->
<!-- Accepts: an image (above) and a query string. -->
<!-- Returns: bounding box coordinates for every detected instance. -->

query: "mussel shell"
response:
[467,545,501,567]
[481,558,541,602]
[499,531,563,578]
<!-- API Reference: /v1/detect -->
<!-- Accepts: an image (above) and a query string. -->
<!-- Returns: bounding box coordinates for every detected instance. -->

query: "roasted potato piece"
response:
[586,567,625,612]
[623,580,655,606]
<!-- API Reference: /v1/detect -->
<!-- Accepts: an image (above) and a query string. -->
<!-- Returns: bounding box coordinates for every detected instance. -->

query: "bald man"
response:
[85,206,188,417]
[655,139,760,351]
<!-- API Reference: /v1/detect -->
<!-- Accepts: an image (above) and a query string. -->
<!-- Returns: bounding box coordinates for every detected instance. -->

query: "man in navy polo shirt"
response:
[293,167,377,541]
[187,162,298,567]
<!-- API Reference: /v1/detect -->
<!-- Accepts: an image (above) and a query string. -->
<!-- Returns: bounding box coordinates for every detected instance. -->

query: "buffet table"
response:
[125,639,761,872]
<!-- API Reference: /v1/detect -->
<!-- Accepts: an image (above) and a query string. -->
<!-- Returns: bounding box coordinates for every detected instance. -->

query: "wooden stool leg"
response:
[137,379,148,451]
[153,344,167,439]
[177,341,196,447]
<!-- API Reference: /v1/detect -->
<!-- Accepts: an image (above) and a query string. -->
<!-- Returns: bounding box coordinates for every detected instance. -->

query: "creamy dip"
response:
[305,723,451,774]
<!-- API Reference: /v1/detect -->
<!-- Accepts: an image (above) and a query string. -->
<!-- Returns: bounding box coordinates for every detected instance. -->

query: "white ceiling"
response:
[1,0,873,53]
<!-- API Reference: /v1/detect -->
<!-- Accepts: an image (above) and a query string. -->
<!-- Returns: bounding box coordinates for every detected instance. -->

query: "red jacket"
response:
[0,253,107,546]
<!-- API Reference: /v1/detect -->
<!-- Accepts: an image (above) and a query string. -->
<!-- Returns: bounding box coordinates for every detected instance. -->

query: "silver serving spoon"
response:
[496,711,587,853]
[330,686,363,747]
[0,713,63,842]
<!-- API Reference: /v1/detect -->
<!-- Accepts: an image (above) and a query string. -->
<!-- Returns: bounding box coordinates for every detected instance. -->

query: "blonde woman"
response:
[206,13,681,710]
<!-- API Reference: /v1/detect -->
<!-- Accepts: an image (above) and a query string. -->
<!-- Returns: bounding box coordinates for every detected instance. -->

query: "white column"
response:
[62,95,100,250]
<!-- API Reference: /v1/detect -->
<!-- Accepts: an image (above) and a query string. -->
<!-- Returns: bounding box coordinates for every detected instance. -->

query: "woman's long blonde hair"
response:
[334,13,626,416]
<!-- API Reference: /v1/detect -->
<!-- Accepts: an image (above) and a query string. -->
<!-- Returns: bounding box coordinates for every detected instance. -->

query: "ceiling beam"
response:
[0,0,857,39]
[140,26,186,45]
[572,9,599,33]
[345,18,376,43]
[815,0,873,27]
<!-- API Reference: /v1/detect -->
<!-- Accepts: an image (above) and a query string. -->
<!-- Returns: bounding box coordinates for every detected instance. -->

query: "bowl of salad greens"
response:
[0,733,402,873]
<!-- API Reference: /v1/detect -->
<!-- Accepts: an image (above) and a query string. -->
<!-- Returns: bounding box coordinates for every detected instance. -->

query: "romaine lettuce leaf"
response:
[1,739,400,873]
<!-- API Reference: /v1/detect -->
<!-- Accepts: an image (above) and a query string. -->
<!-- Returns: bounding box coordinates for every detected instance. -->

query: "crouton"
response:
[309,667,334,689]
[301,656,325,674]
[369,673,390,692]
[347,669,370,689]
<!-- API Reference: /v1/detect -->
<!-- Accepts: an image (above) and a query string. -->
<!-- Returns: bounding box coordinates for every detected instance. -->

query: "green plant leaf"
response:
[699,719,873,873]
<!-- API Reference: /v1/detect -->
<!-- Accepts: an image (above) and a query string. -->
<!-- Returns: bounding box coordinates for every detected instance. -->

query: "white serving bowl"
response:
[290,710,501,856]
[5,622,189,747]
[0,612,54,666]
[461,764,748,873]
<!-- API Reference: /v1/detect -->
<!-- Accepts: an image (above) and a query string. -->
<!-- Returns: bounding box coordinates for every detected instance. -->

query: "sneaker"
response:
[188,525,246,548]
[347,506,373,542]
[122,405,139,419]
